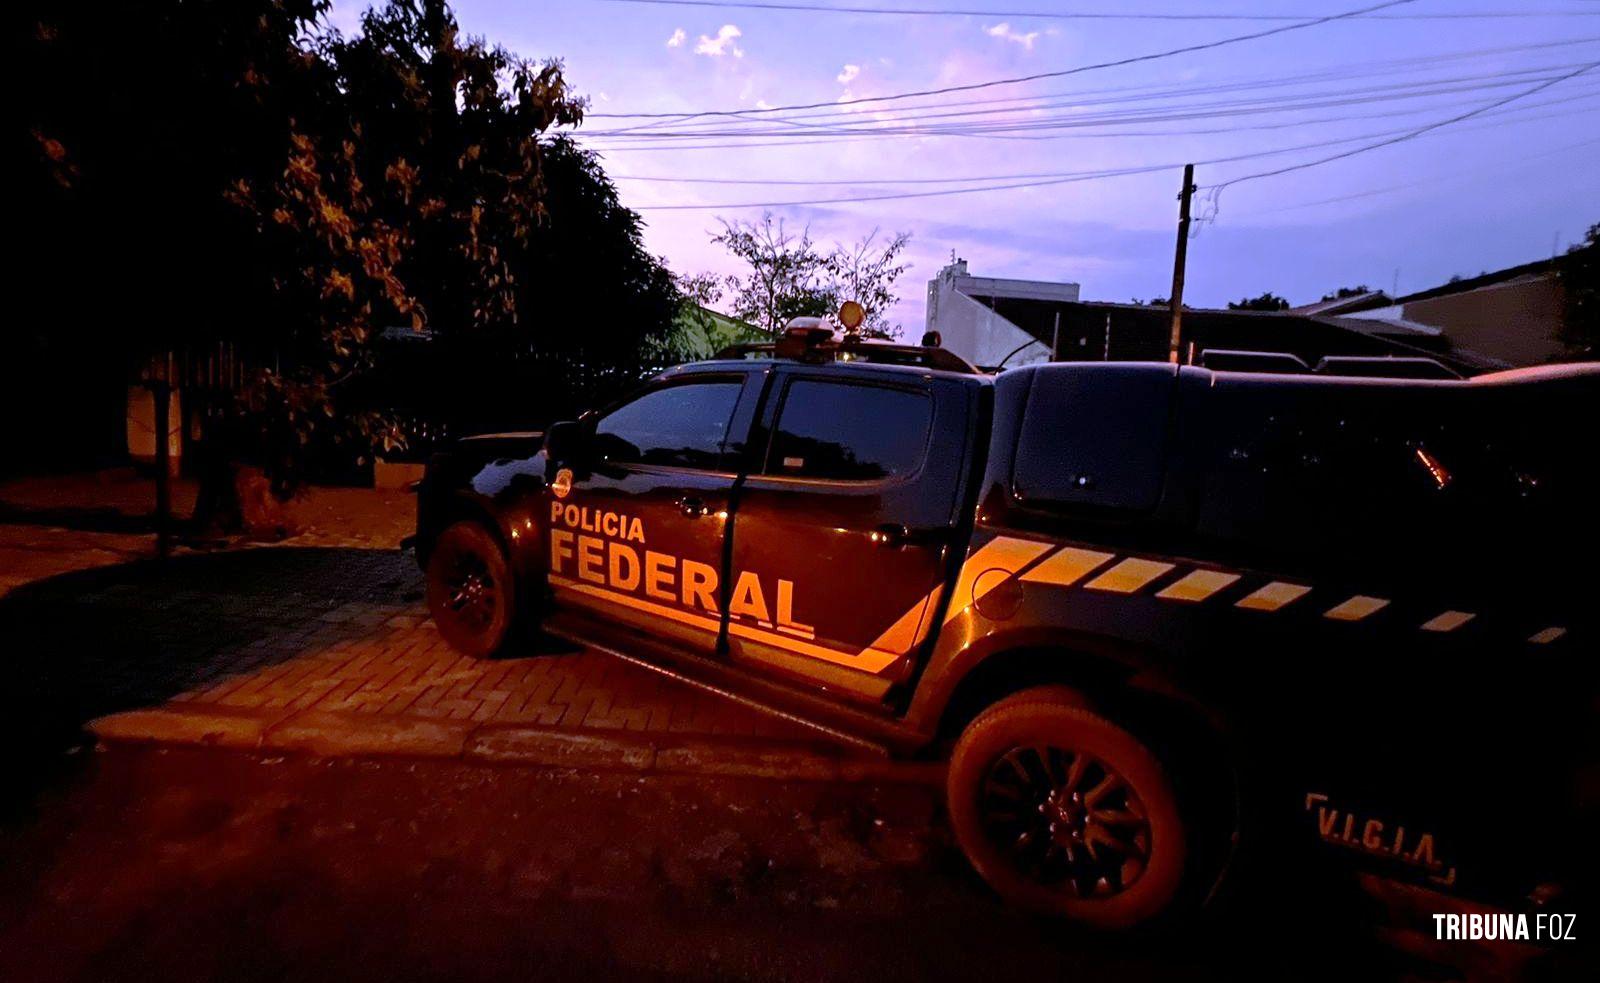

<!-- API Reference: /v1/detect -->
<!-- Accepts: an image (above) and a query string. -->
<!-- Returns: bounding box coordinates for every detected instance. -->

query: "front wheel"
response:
[425,520,523,659]
[946,687,1188,929]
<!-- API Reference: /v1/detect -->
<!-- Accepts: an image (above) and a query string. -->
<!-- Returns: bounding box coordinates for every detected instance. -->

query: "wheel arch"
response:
[418,491,507,562]
[916,627,1222,740]
[421,491,548,608]
[925,632,1244,908]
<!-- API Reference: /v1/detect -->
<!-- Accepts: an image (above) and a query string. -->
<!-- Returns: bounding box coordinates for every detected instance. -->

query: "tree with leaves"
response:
[21,0,683,527]
[1228,292,1291,312]
[1320,284,1373,302]
[712,213,837,336]
[702,213,912,338]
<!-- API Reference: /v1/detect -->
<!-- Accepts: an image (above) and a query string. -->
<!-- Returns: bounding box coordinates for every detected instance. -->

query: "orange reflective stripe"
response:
[1235,581,1311,611]
[1019,547,1115,588]
[1420,610,1474,633]
[553,574,900,674]
[550,575,721,633]
[943,536,1053,624]
[1083,558,1175,593]
[1155,569,1240,602]
[1323,595,1390,621]
[865,588,936,655]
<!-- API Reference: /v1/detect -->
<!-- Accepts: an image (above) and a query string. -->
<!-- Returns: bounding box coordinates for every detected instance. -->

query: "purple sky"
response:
[328,1,1600,333]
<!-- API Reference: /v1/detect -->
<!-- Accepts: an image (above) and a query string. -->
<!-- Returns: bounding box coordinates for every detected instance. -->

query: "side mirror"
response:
[542,420,588,464]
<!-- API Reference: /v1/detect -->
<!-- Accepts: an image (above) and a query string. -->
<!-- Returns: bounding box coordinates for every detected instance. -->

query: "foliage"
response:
[21,0,680,504]
[827,229,912,339]
[323,1,583,337]
[222,125,415,496]
[1320,284,1373,302]
[675,271,727,311]
[712,214,838,335]
[701,212,912,338]
[1227,292,1291,312]
[503,137,683,416]
[1558,222,1599,357]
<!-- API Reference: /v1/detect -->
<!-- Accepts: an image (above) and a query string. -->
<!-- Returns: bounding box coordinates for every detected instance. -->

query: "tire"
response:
[426,520,521,659]
[947,686,1187,929]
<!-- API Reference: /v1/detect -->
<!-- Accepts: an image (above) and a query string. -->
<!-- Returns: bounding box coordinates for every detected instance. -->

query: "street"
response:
[0,503,1383,983]
[2,745,1378,983]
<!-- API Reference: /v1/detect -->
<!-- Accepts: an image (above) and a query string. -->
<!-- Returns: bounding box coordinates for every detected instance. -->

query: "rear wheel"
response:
[947,687,1187,929]
[426,520,521,659]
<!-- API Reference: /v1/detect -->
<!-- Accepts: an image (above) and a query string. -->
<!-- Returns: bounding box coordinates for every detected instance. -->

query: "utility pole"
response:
[1167,164,1196,365]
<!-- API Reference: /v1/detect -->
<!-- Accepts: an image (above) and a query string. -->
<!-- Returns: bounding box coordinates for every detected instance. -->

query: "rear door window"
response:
[764,379,931,481]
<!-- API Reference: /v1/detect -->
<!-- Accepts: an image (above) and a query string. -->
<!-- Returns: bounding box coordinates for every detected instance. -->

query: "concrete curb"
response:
[88,704,947,787]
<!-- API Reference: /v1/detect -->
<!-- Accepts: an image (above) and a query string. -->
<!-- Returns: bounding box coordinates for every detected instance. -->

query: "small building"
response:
[925,259,1080,367]
[924,260,1481,373]
[1332,260,1570,368]
[1288,290,1395,318]
[671,303,766,358]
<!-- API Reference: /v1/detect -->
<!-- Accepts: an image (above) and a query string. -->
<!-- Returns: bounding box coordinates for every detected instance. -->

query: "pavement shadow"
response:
[0,547,422,816]
[0,502,171,535]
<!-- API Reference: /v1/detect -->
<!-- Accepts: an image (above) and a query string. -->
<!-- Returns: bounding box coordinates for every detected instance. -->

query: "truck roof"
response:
[674,352,1600,395]
[673,355,992,385]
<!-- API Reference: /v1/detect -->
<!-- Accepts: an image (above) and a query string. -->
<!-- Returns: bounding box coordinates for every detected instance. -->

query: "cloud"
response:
[836,63,860,85]
[695,24,743,58]
[985,22,1042,50]
[666,27,686,48]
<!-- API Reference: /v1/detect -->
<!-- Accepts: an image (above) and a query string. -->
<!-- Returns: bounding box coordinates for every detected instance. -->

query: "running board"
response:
[541,612,922,756]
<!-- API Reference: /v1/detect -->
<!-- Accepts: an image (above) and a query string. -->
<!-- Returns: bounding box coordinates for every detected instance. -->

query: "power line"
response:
[598,36,1600,136]
[1206,59,1600,191]
[629,72,1599,211]
[608,104,1599,186]
[1244,134,1600,214]
[579,87,1600,151]
[587,0,1421,119]
[590,79,1600,144]
[598,0,1600,22]
[583,66,1595,139]
[600,41,1600,135]
[633,166,1172,211]
[626,120,1492,210]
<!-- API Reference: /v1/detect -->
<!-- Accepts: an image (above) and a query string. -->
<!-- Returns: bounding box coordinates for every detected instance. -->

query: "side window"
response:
[592,380,744,471]
[765,379,931,481]
[1011,365,1174,512]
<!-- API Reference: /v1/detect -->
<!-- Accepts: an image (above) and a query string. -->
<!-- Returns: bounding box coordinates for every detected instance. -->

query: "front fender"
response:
[417,444,550,603]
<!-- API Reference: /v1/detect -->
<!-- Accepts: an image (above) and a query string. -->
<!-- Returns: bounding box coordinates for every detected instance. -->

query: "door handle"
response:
[678,496,710,518]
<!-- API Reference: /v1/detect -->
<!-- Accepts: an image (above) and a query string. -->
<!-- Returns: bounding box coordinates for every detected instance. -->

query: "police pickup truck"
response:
[414,323,1596,930]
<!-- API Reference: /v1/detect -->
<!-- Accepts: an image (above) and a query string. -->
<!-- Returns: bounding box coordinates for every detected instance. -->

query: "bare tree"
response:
[827,228,911,339]
[712,213,836,336]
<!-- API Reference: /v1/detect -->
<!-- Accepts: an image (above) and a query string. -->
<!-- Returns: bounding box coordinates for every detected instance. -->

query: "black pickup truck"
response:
[414,327,1596,931]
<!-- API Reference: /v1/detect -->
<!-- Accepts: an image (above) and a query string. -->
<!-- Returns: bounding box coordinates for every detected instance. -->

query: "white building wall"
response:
[925,260,1079,367]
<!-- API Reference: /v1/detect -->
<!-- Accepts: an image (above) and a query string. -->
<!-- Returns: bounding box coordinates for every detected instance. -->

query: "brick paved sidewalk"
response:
[2,547,834,778]
[0,474,417,605]
[174,600,806,739]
